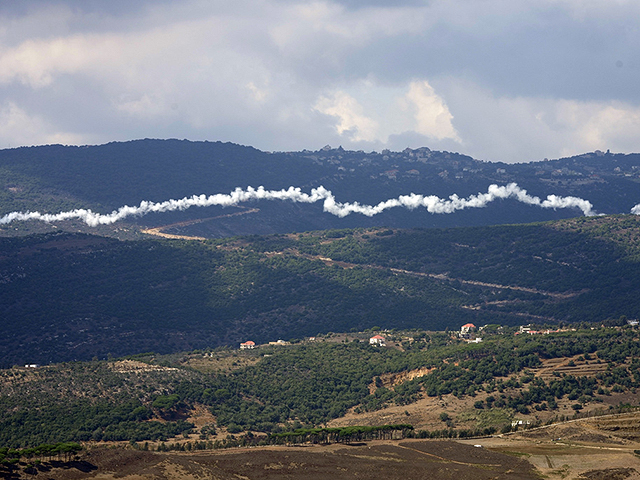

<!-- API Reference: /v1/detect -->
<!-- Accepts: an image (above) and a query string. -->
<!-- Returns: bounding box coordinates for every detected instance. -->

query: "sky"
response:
[0,0,638,163]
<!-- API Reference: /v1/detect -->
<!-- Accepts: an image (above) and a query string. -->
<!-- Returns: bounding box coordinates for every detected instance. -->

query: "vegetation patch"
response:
[457,408,513,430]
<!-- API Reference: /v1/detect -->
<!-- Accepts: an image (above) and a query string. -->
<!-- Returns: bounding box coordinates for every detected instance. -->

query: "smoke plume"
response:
[0,183,598,227]
[632,204,640,215]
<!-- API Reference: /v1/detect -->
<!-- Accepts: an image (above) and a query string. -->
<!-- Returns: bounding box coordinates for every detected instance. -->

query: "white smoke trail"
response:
[0,183,598,227]
[632,204,640,215]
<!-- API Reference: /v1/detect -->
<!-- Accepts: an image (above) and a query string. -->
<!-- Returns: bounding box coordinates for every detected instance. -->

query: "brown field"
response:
[463,411,640,480]
[181,351,260,374]
[0,440,538,480]
[534,356,611,380]
[5,413,640,479]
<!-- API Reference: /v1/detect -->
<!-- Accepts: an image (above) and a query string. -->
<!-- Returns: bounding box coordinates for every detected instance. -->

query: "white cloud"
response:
[314,91,379,142]
[555,100,640,155]
[404,80,461,143]
[0,102,87,147]
[115,92,171,119]
[438,79,640,162]
[246,82,269,103]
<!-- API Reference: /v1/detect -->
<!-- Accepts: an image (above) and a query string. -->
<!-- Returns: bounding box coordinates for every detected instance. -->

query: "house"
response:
[239,341,256,350]
[268,339,289,346]
[24,364,40,368]
[383,169,399,180]
[460,323,476,337]
[369,335,386,346]
[511,419,531,428]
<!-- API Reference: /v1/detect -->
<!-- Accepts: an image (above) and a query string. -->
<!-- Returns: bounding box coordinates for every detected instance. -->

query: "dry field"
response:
[5,413,640,479]
[461,411,640,480]
[1,440,538,480]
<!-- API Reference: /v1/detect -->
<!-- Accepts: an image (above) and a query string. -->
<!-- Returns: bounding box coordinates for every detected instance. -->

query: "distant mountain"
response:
[1,215,639,366]
[1,139,639,238]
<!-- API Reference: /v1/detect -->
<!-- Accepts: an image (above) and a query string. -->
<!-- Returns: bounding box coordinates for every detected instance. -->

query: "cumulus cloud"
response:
[554,100,640,156]
[404,81,461,142]
[314,91,379,142]
[437,79,640,162]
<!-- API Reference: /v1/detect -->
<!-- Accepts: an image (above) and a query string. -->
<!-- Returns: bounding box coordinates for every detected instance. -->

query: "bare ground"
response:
[0,440,538,480]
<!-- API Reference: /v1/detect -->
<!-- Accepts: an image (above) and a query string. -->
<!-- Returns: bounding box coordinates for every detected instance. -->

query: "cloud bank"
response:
[0,1,638,161]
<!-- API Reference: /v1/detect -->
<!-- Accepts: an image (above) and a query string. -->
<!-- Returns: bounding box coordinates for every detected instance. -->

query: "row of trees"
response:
[269,424,413,444]
[0,442,82,465]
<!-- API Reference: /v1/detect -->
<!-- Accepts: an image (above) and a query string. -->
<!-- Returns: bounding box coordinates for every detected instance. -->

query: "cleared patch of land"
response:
[1,440,539,480]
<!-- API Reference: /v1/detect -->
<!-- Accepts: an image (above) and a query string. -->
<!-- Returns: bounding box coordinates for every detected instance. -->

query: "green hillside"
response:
[1,215,639,366]
[2,140,640,238]
[2,326,640,449]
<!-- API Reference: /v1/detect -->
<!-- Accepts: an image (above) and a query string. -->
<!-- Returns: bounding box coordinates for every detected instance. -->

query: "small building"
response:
[240,341,256,350]
[369,335,386,346]
[511,419,531,428]
[24,364,40,368]
[460,323,476,338]
[268,339,290,346]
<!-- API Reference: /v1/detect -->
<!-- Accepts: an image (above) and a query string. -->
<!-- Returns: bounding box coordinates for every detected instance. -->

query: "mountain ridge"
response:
[1,139,639,238]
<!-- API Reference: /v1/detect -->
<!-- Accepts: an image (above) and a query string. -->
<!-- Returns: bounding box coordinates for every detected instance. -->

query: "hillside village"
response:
[237,319,635,351]
[293,146,640,187]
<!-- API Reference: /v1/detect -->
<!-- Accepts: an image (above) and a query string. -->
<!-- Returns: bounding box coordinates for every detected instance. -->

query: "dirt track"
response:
[141,207,259,240]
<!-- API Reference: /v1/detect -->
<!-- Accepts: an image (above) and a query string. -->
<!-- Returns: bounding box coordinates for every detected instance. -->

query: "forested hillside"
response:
[2,326,640,449]
[1,215,639,366]
[1,140,639,238]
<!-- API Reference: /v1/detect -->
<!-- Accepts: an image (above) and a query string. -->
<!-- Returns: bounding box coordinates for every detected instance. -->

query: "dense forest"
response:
[1,215,639,366]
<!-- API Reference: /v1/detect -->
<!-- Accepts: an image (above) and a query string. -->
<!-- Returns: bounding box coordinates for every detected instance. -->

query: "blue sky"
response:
[0,0,638,162]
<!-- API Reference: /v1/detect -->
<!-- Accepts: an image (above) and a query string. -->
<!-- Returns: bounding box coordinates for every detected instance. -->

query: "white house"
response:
[240,341,256,350]
[460,323,476,337]
[369,335,386,346]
